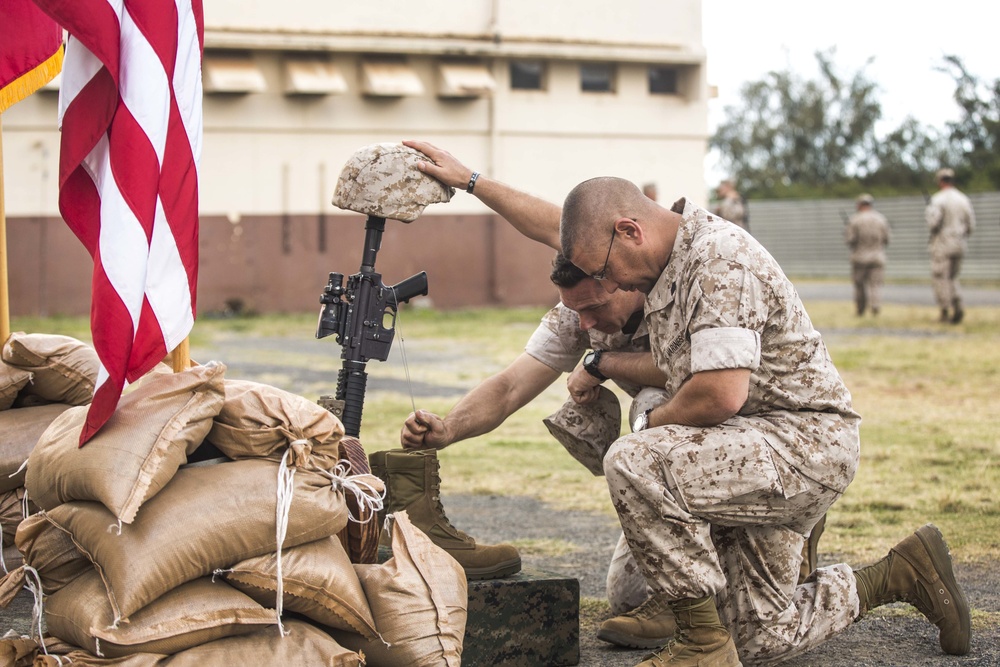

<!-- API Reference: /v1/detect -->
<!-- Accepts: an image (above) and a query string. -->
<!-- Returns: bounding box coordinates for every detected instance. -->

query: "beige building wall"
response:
[2,0,708,316]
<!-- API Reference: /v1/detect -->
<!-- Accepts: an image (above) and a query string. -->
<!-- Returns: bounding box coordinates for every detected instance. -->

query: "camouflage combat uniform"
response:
[845,208,891,314]
[525,304,663,610]
[603,199,862,665]
[926,187,976,313]
[712,194,749,232]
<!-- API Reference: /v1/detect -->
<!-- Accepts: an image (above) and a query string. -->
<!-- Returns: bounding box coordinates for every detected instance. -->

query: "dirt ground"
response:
[4,285,999,665]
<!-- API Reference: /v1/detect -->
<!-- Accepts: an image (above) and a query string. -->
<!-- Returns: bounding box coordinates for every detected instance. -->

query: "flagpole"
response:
[0,115,11,345]
[171,337,190,371]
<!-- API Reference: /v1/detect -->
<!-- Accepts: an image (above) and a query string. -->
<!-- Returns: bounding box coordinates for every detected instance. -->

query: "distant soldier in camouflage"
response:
[712,180,749,233]
[926,168,976,324]
[845,193,891,316]
[560,177,970,666]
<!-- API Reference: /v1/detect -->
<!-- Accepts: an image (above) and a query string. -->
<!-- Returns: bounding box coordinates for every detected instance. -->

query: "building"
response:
[2,0,709,316]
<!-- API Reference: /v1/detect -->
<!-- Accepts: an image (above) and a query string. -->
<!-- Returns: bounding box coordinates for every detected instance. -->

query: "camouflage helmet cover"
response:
[332,142,454,222]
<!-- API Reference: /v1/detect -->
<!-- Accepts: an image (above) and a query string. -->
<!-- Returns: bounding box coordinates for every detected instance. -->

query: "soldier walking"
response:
[926,168,976,323]
[845,194,891,316]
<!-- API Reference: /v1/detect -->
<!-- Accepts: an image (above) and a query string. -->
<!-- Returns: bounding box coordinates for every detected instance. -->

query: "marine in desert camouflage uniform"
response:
[712,180,749,233]
[926,168,976,324]
[845,194,891,316]
[561,178,970,666]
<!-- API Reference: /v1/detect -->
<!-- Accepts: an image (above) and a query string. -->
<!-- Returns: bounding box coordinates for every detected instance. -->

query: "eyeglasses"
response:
[590,224,623,281]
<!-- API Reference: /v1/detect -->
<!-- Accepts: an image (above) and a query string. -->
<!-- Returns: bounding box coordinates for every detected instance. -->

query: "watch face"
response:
[632,413,645,432]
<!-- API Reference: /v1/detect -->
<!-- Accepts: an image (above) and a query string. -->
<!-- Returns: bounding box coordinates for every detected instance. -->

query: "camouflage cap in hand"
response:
[543,386,622,477]
[332,142,454,222]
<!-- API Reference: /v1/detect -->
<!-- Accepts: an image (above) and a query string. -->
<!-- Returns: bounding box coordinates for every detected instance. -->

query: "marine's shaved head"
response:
[560,177,651,259]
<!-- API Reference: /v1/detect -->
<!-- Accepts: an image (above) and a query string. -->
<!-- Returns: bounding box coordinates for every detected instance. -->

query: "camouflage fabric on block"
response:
[332,143,453,222]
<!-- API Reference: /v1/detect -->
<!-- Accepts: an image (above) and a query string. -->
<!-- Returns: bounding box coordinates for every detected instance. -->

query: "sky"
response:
[701,0,1000,182]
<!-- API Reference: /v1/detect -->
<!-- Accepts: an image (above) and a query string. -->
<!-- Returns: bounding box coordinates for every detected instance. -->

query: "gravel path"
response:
[444,493,1000,667]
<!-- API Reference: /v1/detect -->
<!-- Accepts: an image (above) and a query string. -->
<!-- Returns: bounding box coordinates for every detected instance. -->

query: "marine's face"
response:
[559,279,644,334]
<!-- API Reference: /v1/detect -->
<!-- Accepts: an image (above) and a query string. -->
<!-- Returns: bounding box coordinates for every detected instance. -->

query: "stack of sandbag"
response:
[0,333,98,572]
[0,351,469,666]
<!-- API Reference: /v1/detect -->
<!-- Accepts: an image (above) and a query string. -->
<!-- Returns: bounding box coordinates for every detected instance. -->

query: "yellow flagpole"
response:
[0,115,11,345]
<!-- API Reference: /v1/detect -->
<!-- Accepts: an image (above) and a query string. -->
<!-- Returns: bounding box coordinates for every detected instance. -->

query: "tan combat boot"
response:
[597,592,678,649]
[368,448,521,580]
[797,513,827,585]
[636,596,741,667]
[854,523,970,655]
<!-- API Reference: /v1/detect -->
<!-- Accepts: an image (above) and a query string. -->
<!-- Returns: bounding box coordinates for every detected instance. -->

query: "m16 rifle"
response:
[316,215,428,438]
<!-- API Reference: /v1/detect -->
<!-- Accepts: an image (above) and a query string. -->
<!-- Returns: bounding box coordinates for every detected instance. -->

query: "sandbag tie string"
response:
[319,460,385,524]
[22,565,47,654]
[273,449,296,637]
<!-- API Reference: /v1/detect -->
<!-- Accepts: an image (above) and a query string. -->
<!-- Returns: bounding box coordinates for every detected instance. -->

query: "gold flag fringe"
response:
[0,46,64,114]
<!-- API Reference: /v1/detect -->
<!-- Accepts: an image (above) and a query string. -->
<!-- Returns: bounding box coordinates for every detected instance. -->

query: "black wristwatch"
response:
[582,350,607,382]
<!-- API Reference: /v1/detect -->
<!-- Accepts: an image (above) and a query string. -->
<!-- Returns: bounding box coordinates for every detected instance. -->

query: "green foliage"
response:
[711,51,1000,198]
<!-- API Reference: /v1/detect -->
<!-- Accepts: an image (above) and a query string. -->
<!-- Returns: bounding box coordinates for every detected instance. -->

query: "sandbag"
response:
[2,332,98,406]
[207,379,344,469]
[0,362,31,410]
[25,363,226,523]
[31,620,362,667]
[330,511,467,667]
[45,571,275,658]
[1,488,38,543]
[14,513,90,595]
[42,458,381,621]
[0,404,73,493]
[223,535,376,639]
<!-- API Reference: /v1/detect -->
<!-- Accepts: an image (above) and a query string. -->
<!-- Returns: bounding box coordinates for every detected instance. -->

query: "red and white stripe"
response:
[34,0,203,445]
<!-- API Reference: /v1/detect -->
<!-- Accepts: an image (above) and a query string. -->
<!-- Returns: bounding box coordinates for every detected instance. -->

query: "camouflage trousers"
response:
[930,252,964,309]
[603,420,859,666]
[850,261,885,314]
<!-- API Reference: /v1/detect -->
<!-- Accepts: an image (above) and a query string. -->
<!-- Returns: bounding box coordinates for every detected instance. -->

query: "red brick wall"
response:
[5,213,561,317]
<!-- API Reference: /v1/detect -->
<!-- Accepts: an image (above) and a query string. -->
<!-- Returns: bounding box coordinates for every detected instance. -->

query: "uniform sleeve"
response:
[524,304,590,373]
[685,258,769,373]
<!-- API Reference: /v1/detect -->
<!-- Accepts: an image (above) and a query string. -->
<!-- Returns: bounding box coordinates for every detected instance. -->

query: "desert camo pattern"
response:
[332,143,454,222]
[600,199,862,664]
[542,386,622,476]
[926,187,976,309]
[524,302,650,397]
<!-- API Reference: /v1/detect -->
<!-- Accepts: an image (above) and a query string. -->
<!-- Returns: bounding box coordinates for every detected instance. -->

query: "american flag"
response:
[0,0,63,113]
[33,0,204,445]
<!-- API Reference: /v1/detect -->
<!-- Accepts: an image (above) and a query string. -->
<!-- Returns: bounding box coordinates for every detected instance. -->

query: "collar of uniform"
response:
[645,197,700,313]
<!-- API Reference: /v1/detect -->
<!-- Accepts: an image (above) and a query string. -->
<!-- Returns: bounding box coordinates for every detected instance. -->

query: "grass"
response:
[14,295,1000,566]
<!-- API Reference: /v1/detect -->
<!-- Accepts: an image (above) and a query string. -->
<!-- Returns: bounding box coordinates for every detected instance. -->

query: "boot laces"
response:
[429,458,466,536]
[625,593,671,620]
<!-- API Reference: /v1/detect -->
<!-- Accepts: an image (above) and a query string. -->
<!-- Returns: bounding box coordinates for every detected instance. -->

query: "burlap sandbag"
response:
[25,363,226,523]
[45,571,275,658]
[1,488,38,543]
[223,535,377,638]
[0,362,31,411]
[0,404,73,493]
[207,379,345,469]
[0,633,38,667]
[2,544,24,572]
[2,332,99,406]
[42,458,382,621]
[330,511,467,667]
[15,512,90,595]
[31,620,362,667]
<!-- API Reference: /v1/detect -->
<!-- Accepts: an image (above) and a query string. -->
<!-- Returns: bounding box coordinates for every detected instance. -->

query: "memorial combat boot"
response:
[636,596,740,667]
[597,592,678,649]
[368,448,521,580]
[853,523,970,655]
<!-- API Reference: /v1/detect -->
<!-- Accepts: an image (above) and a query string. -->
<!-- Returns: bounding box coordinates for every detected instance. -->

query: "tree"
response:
[710,49,883,198]
[937,55,1000,190]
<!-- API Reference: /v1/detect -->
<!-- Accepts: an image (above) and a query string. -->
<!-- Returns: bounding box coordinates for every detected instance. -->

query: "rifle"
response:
[316,215,428,437]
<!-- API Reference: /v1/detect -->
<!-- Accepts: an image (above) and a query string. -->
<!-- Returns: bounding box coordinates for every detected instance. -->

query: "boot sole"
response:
[596,627,672,649]
[912,524,971,656]
[463,557,522,581]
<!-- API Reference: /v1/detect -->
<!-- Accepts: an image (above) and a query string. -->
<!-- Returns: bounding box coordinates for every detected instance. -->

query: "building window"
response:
[648,66,678,95]
[510,61,544,90]
[581,63,615,93]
